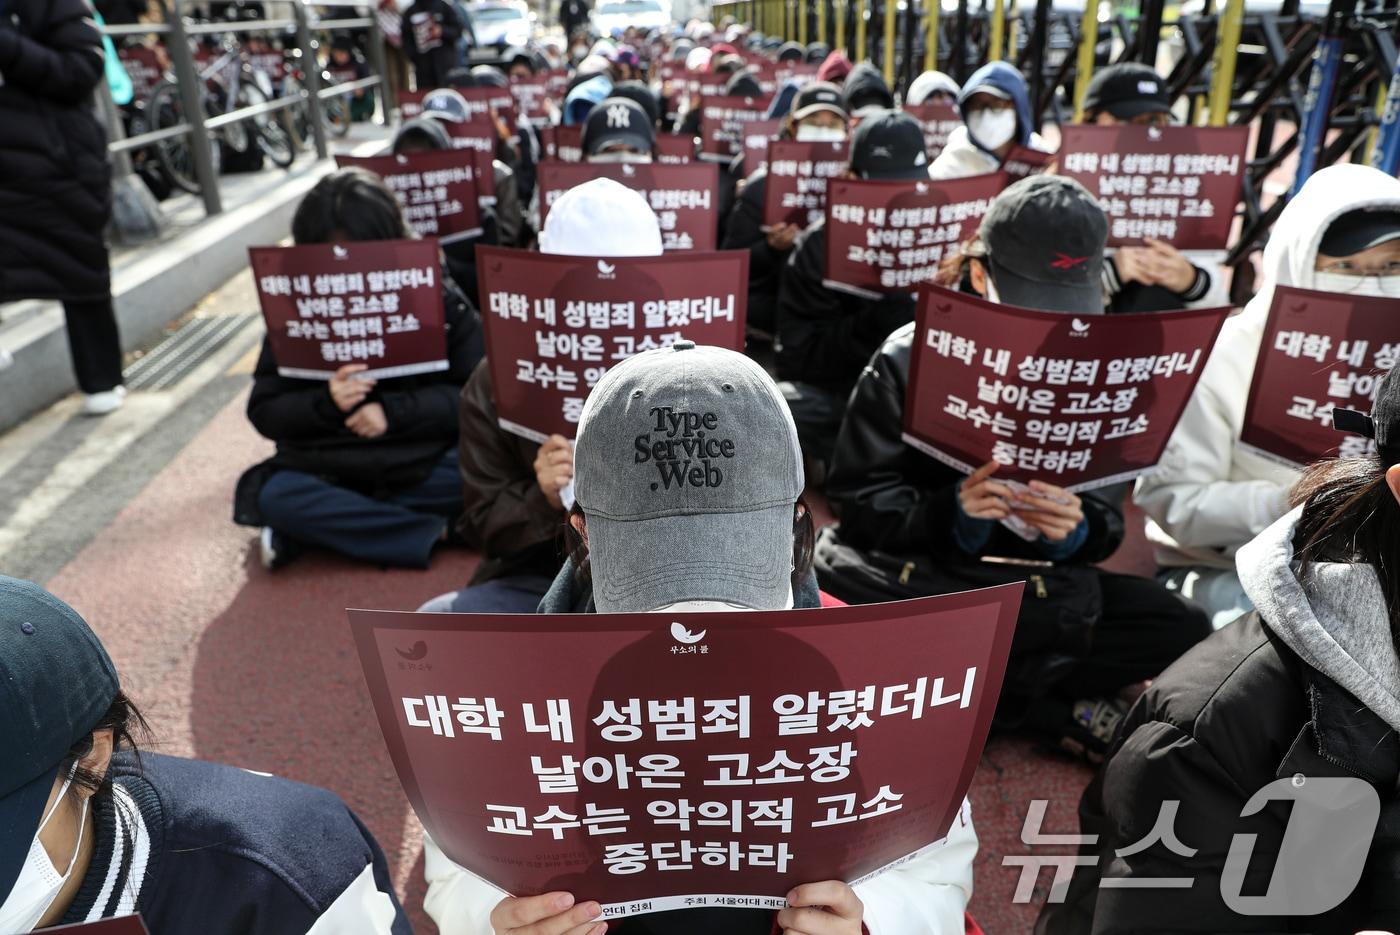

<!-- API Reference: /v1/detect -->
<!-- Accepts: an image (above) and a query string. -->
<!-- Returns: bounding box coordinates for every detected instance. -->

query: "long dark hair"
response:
[564,498,817,597]
[1292,455,1400,632]
[291,167,413,245]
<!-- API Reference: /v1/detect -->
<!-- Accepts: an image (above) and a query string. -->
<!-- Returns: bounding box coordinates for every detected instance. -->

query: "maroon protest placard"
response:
[775,63,819,87]
[823,174,1006,298]
[510,77,552,121]
[656,133,696,164]
[118,46,163,101]
[245,49,285,81]
[740,118,783,171]
[337,151,483,242]
[441,121,499,202]
[249,240,447,380]
[349,588,1020,915]
[458,85,518,135]
[398,88,428,119]
[47,917,150,934]
[903,287,1230,490]
[476,246,747,441]
[1001,145,1054,181]
[699,94,774,161]
[1058,125,1250,249]
[1241,286,1400,467]
[903,102,963,162]
[763,140,849,228]
[541,124,584,163]
[536,163,721,252]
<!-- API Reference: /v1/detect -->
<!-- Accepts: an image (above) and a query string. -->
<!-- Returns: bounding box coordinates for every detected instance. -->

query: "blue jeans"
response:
[258,451,462,568]
[417,574,556,613]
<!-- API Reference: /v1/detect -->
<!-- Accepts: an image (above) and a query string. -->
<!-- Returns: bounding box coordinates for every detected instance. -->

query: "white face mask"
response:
[0,768,89,933]
[967,108,1017,151]
[589,150,653,164]
[1313,270,1400,298]
[795,124,846,143]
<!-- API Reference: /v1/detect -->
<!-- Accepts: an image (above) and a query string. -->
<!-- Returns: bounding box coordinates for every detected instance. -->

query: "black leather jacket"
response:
[825,323,1124,563]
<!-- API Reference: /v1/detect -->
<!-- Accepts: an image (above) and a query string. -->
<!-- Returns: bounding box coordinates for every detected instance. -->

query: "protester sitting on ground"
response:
[843,61,895,119]
[818,176,1211,761]
[775,109,930,479]
[928,61,1049,179]
[409,86,525,248]
[1080,63,1225,313]
[422,343,979,935]
[722,81,848,345]
[581,96,655,161]
[233,168,483,571]
[1134,164,1400,629]
[418,179,664,615]
[906,69,961,106]
[1042,367,1400,933]
[0,576,411,933]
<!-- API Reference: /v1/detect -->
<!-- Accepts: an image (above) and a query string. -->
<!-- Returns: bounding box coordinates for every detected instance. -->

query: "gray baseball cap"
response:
[573,341,804,612]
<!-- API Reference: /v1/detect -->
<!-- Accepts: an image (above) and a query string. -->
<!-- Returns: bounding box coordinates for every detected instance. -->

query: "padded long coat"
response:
[0,0,112,303]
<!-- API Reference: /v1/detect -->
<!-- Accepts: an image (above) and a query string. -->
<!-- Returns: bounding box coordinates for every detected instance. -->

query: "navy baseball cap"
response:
[0,577,119,897]
[978,175,1108,313]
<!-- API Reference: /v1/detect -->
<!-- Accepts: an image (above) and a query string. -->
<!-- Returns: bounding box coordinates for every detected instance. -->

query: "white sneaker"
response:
[82,385,127,416]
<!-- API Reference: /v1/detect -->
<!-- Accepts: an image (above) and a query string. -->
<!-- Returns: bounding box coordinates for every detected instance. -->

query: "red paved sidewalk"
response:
[45,386,1096,933]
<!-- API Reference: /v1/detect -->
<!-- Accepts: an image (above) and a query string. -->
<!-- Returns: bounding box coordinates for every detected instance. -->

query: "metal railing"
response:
[100,0,391,218]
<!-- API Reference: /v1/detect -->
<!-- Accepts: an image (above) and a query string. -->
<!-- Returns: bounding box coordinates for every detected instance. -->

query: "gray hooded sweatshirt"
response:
[1238,507,1400,733]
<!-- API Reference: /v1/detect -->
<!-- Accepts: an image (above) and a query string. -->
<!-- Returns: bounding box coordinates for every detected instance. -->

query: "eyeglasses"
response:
[1316,259,1400,295]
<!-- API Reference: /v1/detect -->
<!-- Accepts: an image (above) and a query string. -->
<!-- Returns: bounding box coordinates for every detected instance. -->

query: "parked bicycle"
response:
[147,34,298,195]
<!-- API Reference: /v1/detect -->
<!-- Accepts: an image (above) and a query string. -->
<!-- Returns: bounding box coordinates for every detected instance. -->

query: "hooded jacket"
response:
[843,62,894,114]
[927,62,1047,181]
[0,0,112,304]
[906,71,961,106]
[422,559,979,935]
[1133,164,1400,570]
[1039,508,1400,934]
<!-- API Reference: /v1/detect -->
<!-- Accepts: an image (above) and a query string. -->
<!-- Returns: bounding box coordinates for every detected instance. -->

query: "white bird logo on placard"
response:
[1071,317,1091,334]
[671,622,706,644]
[333,244,349,259]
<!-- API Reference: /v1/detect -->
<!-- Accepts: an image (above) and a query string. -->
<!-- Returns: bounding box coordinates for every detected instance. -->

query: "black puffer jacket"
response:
[1039,611,1400,934]
[232,275,484,525]
[0,0,112,303]
[825,323,1124,562]
[720,167,786,335]
[774,219,917,395]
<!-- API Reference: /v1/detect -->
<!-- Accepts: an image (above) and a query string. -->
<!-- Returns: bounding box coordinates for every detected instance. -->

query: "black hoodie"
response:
[842,63,894,113]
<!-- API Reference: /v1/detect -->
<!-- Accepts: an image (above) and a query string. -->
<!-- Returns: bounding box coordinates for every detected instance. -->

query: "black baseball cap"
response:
[1318,209,1400,257]
[791,81,847,122]
[849,109,929,181]
[1333,367,1400,467]
[1082,63,1172,121]
[977,175,1108,313]
[0,577,119,897]
[582,97,656,156]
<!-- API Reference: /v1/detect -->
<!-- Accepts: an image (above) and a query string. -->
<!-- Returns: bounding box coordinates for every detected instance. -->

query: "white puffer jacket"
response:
[1134,164,1400,569]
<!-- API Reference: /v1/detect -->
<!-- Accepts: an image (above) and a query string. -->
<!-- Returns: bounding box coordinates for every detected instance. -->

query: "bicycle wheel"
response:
[148,80,220,195]
[237,80,297,168]
[322,95,352,139]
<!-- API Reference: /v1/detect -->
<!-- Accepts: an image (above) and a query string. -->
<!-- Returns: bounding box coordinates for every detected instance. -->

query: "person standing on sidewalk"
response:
[0,0,127,415]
